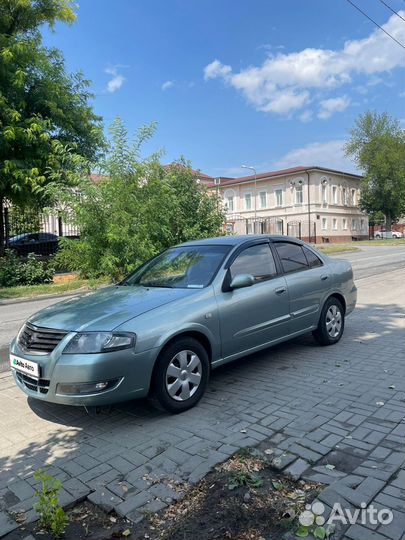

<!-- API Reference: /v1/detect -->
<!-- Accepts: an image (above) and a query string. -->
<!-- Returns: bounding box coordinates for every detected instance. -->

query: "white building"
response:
[208,166,368,243]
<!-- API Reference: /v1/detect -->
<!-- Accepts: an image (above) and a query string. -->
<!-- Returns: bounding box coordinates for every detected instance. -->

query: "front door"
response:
[217,242,290,359]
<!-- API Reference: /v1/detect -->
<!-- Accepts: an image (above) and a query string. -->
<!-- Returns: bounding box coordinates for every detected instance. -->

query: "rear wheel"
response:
[313,297,345,346]
[151,337,209,413]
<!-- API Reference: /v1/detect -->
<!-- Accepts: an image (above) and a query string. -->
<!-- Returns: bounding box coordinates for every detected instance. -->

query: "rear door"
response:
[217,242,290,359]
[273,241,331,333]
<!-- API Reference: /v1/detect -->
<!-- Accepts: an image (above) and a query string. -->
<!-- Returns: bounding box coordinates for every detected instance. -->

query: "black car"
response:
[8,232,59,256]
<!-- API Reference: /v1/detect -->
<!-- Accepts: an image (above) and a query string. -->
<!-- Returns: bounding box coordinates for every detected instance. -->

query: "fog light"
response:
[56,379,120,395]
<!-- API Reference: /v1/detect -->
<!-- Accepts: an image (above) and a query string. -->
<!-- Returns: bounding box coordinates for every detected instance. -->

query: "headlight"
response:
[63,332,136,354]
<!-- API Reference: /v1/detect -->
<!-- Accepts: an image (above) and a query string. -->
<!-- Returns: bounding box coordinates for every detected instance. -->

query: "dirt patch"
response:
[132,449,322,540]
[4,451,322,540]
[52,273,80,284]
[4,500,132,540]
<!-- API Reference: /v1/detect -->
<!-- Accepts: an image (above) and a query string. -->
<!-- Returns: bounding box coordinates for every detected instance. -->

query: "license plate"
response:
[10,354,40,378]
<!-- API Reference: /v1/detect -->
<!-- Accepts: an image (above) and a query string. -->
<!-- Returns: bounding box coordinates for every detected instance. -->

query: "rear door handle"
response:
[275,286,287,295]
[321,274,329,281]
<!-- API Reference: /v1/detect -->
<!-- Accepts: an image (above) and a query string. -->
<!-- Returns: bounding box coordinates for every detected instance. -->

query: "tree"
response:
[0,0,104,252]
[345,111,405,230]
[55,118,225,280]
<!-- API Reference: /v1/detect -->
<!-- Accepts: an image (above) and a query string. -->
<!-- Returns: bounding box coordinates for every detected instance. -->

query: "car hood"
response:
[28,286,196,332]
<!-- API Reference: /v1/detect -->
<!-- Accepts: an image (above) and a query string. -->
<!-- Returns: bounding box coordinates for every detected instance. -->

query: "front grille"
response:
[18,323,67,354]
[16,372,50,394]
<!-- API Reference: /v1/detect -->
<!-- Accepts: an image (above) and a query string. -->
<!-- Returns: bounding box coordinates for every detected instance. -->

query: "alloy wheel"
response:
[326,305,342,338]
[165,350,202,401]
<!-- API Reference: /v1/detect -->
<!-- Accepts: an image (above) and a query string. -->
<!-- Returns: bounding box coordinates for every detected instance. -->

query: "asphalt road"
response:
[0,244,403,372]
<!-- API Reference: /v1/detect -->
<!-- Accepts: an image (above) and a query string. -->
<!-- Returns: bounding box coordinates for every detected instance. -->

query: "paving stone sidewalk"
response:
[0,269,403,539]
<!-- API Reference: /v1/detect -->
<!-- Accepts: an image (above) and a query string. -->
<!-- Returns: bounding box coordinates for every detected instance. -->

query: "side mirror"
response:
[229,273,255,290]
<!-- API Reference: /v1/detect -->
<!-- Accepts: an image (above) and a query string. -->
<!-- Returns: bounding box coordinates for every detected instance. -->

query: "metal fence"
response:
[1,206,79,257]
[226,217,318,243]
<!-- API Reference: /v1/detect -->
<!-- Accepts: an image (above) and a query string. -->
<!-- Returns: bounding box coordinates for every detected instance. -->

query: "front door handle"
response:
[321,274,329,281]
[275,286,287,295]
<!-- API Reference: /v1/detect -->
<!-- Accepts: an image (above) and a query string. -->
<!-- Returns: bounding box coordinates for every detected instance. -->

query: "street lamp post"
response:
[241,165,257,232]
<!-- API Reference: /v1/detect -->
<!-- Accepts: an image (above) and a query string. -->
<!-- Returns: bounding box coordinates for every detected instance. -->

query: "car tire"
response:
[375,234,381,239]
[312,297,345,346]
[151,337,210,413]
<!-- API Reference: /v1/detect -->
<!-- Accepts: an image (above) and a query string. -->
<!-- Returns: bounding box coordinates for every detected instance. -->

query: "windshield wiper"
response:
[141,283,174,288]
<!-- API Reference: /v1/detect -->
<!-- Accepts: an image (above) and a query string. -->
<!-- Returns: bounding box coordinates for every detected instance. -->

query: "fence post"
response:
[313,222,316,244]
[58,215,63,237]
[4,207,10,247]
[299,222,302,240]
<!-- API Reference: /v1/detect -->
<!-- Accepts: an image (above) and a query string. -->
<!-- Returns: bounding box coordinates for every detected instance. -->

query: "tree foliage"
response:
[0,0,104,250]
[55,119,225,280]
[345,111,405,228]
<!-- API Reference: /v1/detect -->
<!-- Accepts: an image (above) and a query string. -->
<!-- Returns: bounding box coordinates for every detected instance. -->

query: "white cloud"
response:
[105,67,126,93]
[272,140,359,173]
[203,12,405,116]
[299,110,313,123]
[161,80,174,91]
[318,96,350,119]
[204,59,232,80]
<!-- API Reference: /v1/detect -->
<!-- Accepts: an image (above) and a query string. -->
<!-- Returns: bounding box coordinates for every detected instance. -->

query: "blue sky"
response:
[43,0,405,177]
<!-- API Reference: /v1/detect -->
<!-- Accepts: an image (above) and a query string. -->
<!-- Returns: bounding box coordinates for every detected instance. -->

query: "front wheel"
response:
[151,337,210,413]
[313,297,345,346]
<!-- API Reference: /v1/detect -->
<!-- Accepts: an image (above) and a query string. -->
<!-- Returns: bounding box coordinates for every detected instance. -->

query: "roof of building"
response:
[207,165,363,188]
[163,164,213,180]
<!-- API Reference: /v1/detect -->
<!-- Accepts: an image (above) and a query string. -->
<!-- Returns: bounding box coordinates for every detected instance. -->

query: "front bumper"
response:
[10,337,158,406]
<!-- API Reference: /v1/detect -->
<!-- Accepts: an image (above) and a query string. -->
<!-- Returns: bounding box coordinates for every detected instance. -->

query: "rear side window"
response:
[275,242,309,274]
[230,244,277,282]
[303,246,323,268]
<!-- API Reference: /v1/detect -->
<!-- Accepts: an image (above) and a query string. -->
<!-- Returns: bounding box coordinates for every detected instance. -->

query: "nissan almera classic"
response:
[10,236,356,413]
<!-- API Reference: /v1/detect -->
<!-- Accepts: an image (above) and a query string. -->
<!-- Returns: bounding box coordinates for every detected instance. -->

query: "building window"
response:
[351,189,356,206]
[343,218,347,230]
[332,186,337,204]
[244,193,252,210]
[322,218,327,230]
[276,219,283,234]
[275,189,283,207]
[352,218,357,230]
[259,191,267,209]
[360,218,365,230]
[226,196,234,212]
[295,185,303,204]
[333,218,337,230]
[342,187,348,206]
[247,222,253,234]
[322,185,328,204]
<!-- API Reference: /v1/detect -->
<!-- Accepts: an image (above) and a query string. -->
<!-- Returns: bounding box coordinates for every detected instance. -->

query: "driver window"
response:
[230,244,277,283]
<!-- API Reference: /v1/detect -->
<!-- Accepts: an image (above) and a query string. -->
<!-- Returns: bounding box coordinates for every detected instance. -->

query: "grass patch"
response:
[317,237,404,255]
[0,277,109,300]
[360,238,404,246]
[316,245,360,255]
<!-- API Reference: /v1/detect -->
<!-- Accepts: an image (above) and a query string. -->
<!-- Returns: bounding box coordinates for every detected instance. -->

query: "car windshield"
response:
[123,245,231,289]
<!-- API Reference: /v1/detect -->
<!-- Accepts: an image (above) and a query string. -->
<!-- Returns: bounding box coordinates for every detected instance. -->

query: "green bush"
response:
[0,250,55,287]
[52,119,226,281]
[33,469,68,538]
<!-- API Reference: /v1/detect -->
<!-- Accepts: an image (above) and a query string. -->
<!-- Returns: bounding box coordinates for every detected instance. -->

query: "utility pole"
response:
[241,165,257,232]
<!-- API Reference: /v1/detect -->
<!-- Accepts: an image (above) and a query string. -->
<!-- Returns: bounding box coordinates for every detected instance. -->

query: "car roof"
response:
[178,235,305,247]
